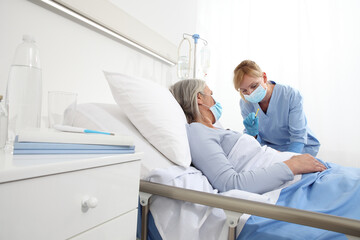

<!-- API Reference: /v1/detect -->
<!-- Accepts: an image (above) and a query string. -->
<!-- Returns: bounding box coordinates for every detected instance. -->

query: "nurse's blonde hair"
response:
[233,60,263,99]
[169,79,206,124]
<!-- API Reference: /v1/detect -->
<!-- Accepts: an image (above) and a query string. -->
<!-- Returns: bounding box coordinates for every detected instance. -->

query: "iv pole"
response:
[182,33,208,79]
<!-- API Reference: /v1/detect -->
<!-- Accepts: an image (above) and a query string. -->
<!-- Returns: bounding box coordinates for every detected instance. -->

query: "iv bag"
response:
[177,37,192,79]
[177,56,190,79]
[200,45,211,75]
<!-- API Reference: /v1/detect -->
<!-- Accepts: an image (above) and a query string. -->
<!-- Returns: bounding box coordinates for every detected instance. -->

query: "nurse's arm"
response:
[288,142,305,153]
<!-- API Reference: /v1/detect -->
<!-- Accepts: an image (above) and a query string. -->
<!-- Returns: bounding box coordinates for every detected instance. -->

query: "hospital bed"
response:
[69,72,360,240]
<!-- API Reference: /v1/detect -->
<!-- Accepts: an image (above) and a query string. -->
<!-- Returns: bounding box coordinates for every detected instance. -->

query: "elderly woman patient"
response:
[170,79,360,239]
[170,79,326,194]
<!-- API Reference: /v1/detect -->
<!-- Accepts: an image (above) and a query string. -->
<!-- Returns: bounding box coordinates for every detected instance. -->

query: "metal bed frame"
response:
[139,180,360,240]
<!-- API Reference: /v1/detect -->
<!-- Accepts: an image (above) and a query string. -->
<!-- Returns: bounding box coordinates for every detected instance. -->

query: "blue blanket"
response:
[238,162,360,240]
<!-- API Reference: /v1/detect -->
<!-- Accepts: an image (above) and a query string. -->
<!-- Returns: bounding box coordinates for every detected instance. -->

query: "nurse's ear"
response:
[262,72,268,83]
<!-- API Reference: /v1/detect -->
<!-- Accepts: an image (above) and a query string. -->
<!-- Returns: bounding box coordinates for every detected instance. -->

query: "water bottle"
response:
[5,35,42,143]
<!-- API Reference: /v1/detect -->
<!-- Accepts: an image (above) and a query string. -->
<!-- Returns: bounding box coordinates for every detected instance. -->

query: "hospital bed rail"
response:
[139,180,360,240]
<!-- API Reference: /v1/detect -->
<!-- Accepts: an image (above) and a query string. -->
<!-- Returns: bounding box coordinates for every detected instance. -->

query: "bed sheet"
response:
[145,165,276,240]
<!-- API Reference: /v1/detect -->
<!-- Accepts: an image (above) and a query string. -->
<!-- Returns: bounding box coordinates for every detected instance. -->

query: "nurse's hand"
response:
[284,154,327,175]
[243,112,259,136]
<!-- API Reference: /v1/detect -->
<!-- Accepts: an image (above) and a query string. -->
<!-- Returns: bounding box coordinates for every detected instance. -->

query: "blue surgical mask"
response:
[201,98,223,121]
[209,101,223,121]
[244,84,267,103]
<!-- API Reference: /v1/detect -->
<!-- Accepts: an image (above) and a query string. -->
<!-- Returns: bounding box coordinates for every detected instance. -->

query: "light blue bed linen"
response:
[238,161,360,240]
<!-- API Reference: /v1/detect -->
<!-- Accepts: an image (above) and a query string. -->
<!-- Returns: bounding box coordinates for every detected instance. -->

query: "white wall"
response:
[0,0,197,125]
[109,0,198,46]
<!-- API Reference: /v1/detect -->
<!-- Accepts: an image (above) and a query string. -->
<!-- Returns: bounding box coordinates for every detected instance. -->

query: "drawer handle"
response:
[82,196,98,209]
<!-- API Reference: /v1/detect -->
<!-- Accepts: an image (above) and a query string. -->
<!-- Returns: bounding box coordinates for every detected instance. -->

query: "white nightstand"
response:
[0,151,142,240]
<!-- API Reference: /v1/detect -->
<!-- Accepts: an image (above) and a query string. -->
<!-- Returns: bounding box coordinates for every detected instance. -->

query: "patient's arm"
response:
[189,136,294,194]
[284,154,327,175]
[188,123,296,194]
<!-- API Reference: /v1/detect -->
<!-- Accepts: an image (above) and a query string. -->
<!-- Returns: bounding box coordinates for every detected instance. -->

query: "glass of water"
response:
[48,91,77,128]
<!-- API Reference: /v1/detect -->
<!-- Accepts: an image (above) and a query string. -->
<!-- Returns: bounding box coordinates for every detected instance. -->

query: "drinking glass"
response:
[48,91,77,128]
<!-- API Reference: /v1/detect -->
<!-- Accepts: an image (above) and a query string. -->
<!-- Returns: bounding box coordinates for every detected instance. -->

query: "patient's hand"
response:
[284,154,327,175]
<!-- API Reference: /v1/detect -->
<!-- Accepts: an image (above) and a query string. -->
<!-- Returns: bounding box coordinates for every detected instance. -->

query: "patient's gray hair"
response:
[169,79,206,124]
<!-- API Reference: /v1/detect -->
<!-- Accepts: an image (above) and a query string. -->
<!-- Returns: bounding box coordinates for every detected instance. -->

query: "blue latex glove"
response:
[243,112,259,136]
[288,142,305,154]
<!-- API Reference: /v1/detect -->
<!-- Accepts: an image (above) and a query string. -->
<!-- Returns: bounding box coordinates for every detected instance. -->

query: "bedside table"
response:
[0,151,142,240]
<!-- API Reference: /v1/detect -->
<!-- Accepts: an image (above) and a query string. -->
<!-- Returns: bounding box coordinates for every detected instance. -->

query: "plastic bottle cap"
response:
[23,34,35,43]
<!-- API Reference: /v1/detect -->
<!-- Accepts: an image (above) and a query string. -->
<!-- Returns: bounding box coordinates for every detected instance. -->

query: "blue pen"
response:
[53,124,115,135]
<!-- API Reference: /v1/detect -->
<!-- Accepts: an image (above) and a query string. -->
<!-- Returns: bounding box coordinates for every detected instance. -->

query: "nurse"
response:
[233,60,320,157]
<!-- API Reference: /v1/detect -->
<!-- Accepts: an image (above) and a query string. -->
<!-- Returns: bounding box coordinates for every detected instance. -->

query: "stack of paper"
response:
[14,129,135,155]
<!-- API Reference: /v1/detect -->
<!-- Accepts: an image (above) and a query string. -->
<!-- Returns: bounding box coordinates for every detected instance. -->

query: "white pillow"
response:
[104,71,191,167]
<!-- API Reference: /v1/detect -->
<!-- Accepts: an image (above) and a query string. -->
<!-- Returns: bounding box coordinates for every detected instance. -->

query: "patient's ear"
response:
[197,92,204,105]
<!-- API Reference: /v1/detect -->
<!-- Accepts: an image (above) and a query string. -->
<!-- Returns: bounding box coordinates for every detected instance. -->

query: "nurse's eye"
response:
[251,83,259,89]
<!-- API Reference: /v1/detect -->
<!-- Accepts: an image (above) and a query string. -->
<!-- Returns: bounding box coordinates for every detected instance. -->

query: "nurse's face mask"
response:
[244,84,267,103]
[239,74,268,103]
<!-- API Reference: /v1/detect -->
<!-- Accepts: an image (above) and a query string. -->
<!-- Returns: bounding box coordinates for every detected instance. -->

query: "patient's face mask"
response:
[244,84,267,103]
[209,101,223,121]
[200,93,223,121]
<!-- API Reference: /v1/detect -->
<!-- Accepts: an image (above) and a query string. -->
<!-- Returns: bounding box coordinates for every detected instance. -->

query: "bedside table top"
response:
[0,151,142,183]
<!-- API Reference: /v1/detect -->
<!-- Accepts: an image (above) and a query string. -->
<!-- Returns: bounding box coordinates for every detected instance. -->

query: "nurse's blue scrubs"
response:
[240,81,320,156]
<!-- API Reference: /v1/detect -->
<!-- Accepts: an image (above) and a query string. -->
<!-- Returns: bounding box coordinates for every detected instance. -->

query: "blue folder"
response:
[14,140,134,150]
[14,138,135,155]
[13,149,135,155]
